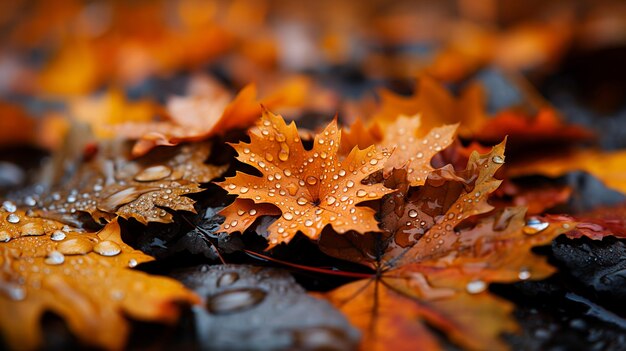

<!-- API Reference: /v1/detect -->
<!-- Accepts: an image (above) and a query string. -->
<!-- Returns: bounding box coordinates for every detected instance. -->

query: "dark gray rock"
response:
[172,264,360,351]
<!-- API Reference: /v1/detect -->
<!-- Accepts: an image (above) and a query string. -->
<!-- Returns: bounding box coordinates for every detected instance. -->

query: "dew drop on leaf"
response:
[45,251,65,265]
[523,218,549,235]
[94,240,122,256]
[465,280,487,294]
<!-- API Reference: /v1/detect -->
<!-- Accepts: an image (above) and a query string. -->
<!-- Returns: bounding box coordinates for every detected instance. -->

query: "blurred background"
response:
[1,0,626,194]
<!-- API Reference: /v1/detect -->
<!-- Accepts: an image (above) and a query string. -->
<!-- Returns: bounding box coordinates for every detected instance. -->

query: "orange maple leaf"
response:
[0,214,199,350]
[342,114,458,186]
[217,108,395,247]
[114,76,310,157]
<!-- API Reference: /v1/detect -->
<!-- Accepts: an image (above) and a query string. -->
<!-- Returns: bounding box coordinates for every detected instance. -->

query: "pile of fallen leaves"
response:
[2,1,626,351]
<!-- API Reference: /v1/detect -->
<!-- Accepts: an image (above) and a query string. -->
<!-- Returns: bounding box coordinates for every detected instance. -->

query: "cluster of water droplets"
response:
[225,115,392,245]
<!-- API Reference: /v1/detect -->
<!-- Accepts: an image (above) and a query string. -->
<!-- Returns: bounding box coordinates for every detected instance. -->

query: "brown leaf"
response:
[507,148,626,195]
[217,108,394,248]
[31,142,226,225]
[322,142,580,351]
[114,77,310,157]
[0,213,199,350]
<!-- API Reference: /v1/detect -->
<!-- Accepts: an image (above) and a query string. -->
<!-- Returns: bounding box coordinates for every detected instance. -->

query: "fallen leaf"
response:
[341,114,458,186]
[321,142,580,351]
[29,142,226,225]
[217,108,394,248]
[70,88,160,139]
[507,149,626,196]
[115,76,310,157]
[0,214,199,350]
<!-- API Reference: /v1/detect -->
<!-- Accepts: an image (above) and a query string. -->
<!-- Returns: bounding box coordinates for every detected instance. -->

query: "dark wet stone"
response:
[172,264,359,351]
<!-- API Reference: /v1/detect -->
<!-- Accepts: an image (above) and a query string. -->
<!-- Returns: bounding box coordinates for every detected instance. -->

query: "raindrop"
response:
[283,213,294,220]
[304,220,314,227]
[128,259,138,268]
[45,251,65,265]
[3,284,26,301]
[523,218,549,235]
[57,238,94,255]
[0,231,10,242]
[408,210,418,218]
[492,155,505,164]
[206,288,266,314]
[249,209,257,216]
[518,269,531,280]
[305,176,318,185]
[134,165,172,182]
[297,197,308,206]
[6,214,20,224]
[50,230,66,241]
[2,201,17,213]
[94,241,122,256]
[356,190,367,197]
[240,187,249,194]
[24,196,37,207]
[326,196,336,205]
[466,280,487,294]
[217,272,240,287]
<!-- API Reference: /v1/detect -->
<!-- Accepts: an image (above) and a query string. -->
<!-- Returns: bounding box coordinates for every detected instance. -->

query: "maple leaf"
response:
[320,142,580,351]
[368,76,485,136]
[507,148,626,195]
[0,212,199,350]
[217,108,394,247]
[70,88,160,140]
[114,77,310,157]
[341,114,458,186]
[28,142,226,225]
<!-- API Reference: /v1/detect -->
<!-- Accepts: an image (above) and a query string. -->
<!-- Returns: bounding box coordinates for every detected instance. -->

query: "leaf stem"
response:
[243,249,374,279]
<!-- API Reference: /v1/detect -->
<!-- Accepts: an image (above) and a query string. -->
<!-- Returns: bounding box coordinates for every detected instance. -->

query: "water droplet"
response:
[24,196,37,207]
[217,272,240,287]
[2,201,16,213]
[0,231,10,242]
[278,149,289,162]
[283,213,294,220]
[134,165,172,182]
[206,288,266,314]
[369,159,378,165]
[523,218,549,235]
[45,251,65,265]
[249,209,257,216]
[50,230,66,241]
[326,196,336,205]
[99,187,155,212]
[20,222,45,236]
[408,209,418,218]
[240,187,249,194]
[297,197,308,206]
[128,259,138,268]
[94,240,122,256]
[356,190,367,197]
[57,237,94,255]
[518,269,531,280]
[304,220,314,227]
[265,153,274,162]
[492,155,505,164]
[6,214,20,224]
[466,280,487,294]
[3,284,26,301]
[306,176,318,185]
